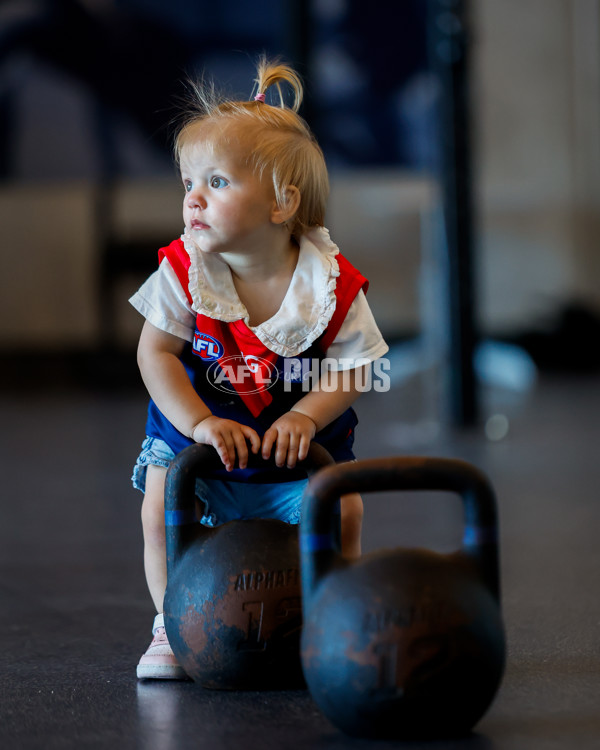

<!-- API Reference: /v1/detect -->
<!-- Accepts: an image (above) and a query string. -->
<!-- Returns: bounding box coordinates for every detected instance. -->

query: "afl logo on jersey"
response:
[192,332,224,361]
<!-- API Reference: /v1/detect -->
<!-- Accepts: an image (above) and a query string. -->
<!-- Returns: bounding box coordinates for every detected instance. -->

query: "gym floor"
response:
[2,356,600,749]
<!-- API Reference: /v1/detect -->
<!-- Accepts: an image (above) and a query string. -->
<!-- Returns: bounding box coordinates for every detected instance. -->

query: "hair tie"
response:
[254,93,266,102]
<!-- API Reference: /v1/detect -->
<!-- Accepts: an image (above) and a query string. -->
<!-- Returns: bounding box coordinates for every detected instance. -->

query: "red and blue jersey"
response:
[145,238,369,482]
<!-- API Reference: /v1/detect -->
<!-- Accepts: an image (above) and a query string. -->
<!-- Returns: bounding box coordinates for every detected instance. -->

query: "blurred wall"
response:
[475,0,600,331]
[1,0,599,350]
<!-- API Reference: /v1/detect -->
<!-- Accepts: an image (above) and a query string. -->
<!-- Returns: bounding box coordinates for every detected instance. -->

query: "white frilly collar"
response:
[181,226,341,357]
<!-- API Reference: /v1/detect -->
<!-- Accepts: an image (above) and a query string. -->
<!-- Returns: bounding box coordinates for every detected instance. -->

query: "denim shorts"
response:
[132,436,308,526]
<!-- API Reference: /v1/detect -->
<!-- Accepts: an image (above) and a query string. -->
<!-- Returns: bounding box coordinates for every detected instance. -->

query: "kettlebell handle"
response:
[165,442,335,574]
[301,456,501,602]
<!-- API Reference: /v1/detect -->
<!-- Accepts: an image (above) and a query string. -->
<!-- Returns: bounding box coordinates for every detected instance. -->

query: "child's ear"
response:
[271,186,301,225]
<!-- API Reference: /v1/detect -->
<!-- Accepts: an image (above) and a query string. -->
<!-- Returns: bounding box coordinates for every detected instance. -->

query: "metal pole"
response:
[285,0,314,123]
[428,0,479,427]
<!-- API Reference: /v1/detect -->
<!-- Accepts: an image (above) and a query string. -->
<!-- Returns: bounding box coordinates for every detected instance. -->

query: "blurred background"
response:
[3,3,600,747]
[2,0,600,410]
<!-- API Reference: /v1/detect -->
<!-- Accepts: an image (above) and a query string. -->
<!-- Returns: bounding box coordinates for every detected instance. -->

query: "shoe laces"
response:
[151,625,169,645]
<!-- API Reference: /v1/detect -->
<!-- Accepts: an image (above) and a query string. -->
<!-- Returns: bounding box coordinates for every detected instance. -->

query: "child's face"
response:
[180,140,278,256]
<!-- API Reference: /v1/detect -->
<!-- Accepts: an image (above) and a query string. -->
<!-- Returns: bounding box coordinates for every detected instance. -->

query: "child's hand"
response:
[262,411,317,469]
[191,416,261,472]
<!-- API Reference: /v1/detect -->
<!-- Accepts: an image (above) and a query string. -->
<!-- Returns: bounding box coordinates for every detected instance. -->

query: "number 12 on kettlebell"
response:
[299,456,506,740]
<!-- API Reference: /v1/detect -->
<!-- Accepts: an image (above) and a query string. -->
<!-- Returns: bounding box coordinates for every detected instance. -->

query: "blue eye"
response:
[184,180,193,192]
[210,176,228,189]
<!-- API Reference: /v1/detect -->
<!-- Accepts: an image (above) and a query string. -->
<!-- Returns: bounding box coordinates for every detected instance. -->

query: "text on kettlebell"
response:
[233,568,300,592]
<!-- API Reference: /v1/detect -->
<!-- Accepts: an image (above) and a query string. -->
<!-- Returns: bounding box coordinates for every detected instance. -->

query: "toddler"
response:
[130,58,388,679]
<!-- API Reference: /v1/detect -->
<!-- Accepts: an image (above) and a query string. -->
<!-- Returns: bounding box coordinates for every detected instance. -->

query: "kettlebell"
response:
[300,456,505,739]
[163,441,334,689]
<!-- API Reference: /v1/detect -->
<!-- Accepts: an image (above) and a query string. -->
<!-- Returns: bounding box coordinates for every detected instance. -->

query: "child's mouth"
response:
[191,219,209,230]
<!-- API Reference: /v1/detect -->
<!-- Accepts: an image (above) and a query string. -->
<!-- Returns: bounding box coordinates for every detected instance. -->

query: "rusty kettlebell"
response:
[300,456,505,739]
[163,442,334,689]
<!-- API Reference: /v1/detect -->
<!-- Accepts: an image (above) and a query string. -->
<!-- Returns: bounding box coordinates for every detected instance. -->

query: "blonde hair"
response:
[175,57,329,238]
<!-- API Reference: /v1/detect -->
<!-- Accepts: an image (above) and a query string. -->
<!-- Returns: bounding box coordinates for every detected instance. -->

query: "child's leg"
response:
[340,492,363,558]
[141,464,168,612]
[138,464,188,679]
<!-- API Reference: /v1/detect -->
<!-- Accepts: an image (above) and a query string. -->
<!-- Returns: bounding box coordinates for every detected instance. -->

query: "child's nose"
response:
[187,190,206,209]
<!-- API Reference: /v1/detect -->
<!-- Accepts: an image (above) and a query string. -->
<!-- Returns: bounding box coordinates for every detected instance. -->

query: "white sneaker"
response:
[136,613,188,680]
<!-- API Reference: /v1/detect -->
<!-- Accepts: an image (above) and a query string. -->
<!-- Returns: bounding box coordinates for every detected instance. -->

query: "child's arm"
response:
[261,363,369,468]
[137,320,261,471]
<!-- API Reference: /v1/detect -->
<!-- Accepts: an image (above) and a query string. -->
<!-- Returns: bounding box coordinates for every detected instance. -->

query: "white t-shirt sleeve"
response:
[129,260,196,342]
[325,289,389,370]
